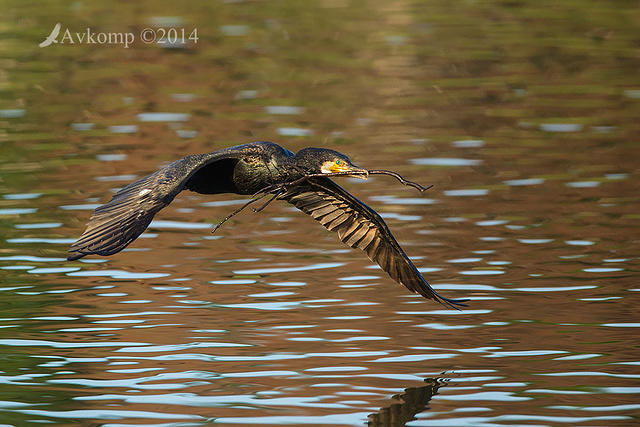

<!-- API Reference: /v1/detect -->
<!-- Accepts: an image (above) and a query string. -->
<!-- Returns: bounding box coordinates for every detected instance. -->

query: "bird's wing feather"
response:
[279,177,466,308]
[67,145,261,261]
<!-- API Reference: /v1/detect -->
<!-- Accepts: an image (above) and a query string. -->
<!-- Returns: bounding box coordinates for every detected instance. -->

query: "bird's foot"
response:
[212,185,289,233]
[252,188,285,213]
[212,195,266,233]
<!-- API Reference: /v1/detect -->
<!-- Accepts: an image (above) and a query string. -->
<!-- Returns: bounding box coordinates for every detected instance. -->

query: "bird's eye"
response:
[335,159,342,165]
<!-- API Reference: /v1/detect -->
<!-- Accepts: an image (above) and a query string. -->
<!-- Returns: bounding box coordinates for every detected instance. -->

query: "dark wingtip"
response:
[439,297,470,311]
[425,285,469,310]
[417,280,469,310]
[67,251,85,261]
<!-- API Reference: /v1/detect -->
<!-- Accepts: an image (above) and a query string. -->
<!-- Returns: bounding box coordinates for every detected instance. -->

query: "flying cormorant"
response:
[68,142,467,309]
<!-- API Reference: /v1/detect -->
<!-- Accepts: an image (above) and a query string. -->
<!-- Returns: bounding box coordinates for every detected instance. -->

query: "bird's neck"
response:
[272,156,305,182]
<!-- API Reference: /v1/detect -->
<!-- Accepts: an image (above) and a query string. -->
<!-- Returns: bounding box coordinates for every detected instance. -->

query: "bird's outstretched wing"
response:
[67,143,269,261]
[279,178,467,309]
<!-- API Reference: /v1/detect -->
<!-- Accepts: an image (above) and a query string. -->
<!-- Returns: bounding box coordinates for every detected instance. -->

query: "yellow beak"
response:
[330,163,369,179]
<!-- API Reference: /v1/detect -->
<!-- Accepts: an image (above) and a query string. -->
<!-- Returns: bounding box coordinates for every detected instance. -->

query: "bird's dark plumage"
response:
[68,141,466,308]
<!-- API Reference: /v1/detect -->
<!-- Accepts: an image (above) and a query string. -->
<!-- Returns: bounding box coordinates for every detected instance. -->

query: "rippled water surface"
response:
[1,1,639,425]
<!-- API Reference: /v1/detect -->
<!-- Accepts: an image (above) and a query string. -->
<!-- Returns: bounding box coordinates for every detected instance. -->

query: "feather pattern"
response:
[66,141,466,307]
[68,143,289,260]
[279,177,466,309]
[67,169,182,260]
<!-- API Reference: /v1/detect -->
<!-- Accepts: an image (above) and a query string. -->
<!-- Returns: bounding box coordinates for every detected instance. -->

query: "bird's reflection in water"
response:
[368,378,446,427]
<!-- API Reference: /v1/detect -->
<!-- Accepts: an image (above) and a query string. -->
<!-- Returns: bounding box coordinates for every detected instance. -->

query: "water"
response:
[1,0,639,425]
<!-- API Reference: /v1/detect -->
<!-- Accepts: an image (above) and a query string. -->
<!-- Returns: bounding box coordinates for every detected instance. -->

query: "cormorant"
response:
[68,142,467,309]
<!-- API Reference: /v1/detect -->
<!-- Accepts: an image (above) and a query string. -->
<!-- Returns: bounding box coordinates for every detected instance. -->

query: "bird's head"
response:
[295,148,369,179]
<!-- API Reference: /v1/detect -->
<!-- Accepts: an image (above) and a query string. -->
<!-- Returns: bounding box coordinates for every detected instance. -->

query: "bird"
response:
[68,141,467,309]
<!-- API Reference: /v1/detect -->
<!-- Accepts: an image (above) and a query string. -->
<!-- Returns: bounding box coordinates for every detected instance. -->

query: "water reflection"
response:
[108,125,138,134]
[0,109,25,119]
[71,123,95,131]
[3,193,42,200]
[0,208,37,215]
[451,140,484,148]
[95,155,126,164]
[265,106,305,115]
[276,127,314,136]
[368,378,444,427]
[409,158,482,167]
[539,123,583,132]
[137,113,190,122]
